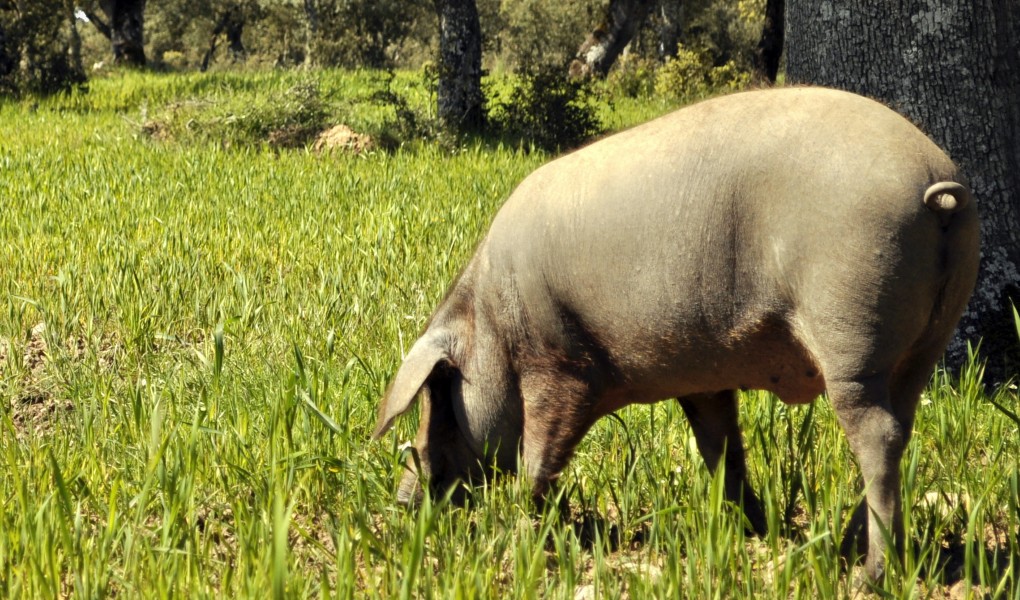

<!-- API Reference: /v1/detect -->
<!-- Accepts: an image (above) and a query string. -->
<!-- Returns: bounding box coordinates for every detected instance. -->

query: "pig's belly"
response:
[594,317,826,415]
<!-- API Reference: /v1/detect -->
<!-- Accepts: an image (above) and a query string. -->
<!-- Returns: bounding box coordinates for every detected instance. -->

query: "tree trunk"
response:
[752,0,783,83]
[100,0,146,66]
[83,9,112,40]
[201,5,246,71]
[787,1,1020,379]
[0,18,13,81]
[657,0,683,61]
[65,0,84,76]
[201,10,226,72]
[433,0,484,133]
[569,0,656,79]
[303,0,317,68]
[225,10,245,62]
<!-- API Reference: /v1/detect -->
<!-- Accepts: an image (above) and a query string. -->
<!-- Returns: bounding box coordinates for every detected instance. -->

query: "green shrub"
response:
[707,60,752,91]
[675,0,763,69]
[606,54,658,99]
[487,65,603,152]
[159,50,189,71]
[225,80,329,148]
[654,43,750,102]
[140,70,435,151]
[142,79,327,147]
[653,45,711,100]
[366,71,438,150]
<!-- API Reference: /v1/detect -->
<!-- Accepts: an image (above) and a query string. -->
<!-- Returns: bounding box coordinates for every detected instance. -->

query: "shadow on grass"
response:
[924,531,1018,588]
[550,502,1017,593]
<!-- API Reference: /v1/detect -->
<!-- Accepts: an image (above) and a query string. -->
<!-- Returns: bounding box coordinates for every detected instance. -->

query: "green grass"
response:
[0,69,1017,598]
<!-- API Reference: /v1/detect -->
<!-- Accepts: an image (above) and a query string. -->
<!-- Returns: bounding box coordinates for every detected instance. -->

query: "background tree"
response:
[200,1,250,71]
[0,8,14,85]
[433,0,483,132]
[81,0,147,66]
[300,0,317,65]
[569,0,655,78]
[494,0,599,71]
[141,0,191,66]
[0,0,85,95]
[655,0,683,60]
[751,0,781,82]
[568,0,765,79]
[786,0,1020,378]
[308,0,416,68]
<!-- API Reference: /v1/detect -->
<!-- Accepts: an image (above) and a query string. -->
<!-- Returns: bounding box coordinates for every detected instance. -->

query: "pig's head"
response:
[373,310,523,504]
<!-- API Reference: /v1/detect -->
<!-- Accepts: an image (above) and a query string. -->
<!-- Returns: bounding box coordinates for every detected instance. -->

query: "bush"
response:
[143,80,328,148]
[606,54,658,99]
[487,65,603,152]
[672,0,763,69]
[367,70,438,150]
[654,43,750,102]
[241,81,328,147]
[159,50,188,71]
[140,71,435,151]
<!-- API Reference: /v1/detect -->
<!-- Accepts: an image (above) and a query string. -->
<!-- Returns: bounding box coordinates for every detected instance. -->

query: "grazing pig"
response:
[373,87,980,582]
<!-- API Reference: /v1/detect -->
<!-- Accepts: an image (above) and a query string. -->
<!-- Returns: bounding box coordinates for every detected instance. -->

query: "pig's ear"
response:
[373,334,451,439]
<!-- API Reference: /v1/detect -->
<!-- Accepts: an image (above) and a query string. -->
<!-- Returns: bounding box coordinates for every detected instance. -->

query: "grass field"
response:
[0,69,1017,598]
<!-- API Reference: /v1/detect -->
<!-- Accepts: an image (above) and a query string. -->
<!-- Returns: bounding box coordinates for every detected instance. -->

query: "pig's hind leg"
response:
[827,373,906,583]
[835,349,943,582]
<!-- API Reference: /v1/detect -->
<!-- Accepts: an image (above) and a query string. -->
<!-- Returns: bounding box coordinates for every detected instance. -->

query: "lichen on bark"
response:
[434,0,484,132]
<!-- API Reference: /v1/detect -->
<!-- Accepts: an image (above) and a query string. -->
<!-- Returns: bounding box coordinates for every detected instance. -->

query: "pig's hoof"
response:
[396,475,423,507]
[849,566,882,597]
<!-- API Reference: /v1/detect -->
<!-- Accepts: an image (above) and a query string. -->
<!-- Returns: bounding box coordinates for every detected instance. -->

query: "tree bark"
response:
[100,0,146,66]
[434,0,484,132]
[65,0,84,76]
[303,0,318,68]
[201,10,226,72]
[225,11,244,61]
[569,0,656,79]
[787,0,1020,379]
[752,0,783,83]
[83,9,111,39]
[0,18,13,81]
[201,4,245,72]
[657,0,683,60]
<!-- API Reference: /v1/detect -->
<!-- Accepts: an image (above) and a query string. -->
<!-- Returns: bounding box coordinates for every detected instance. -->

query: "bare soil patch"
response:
[6,322,120,437]
[313,124,374,154]
[10,323,74,436]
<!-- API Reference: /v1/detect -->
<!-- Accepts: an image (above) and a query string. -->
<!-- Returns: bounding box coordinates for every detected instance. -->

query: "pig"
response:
[373,87,980,582]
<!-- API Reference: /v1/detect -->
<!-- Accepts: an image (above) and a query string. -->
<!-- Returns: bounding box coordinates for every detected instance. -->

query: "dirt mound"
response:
[10,322,74,436]
[141,119,171,141]
[313,124,374,154]
[23,322,47,371]
[5,323,117,437]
